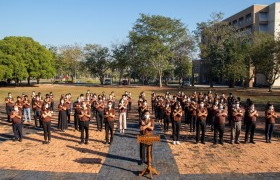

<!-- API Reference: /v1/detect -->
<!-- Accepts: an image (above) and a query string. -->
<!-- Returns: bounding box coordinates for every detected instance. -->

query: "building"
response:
[224,2,280,87]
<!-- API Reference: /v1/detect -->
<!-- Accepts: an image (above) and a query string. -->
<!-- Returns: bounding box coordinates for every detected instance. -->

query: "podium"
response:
[137,134,160,179]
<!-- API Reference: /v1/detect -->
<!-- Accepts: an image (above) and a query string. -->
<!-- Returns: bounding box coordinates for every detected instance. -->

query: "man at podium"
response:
[139,110,155,165]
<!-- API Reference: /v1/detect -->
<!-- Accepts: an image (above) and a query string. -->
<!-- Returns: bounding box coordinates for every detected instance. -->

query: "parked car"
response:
[122,79,128,85]
[104,79,111,85]
[182,81,191,87]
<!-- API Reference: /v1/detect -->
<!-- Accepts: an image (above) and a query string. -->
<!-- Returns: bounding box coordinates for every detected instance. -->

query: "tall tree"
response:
[129,14,193,87]
[0,36,55,84]
[84,44,110,85]
[58,44,83,83]
[251,32,280,92]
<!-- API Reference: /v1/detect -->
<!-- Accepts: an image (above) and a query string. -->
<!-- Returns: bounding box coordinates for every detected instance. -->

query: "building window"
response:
[232,20,237,26]
[246,13,252,22]
[259,24,268,32]
[259,12,268,21]
[239,17,244,25]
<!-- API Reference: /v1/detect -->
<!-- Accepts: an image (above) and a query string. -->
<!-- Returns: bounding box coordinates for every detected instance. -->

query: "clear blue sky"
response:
[0,0,278,48]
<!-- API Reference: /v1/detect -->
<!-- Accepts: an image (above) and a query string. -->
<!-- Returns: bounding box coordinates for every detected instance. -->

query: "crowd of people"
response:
[4,90,133,145]
[144,91,277,145]
[3,90,278,148]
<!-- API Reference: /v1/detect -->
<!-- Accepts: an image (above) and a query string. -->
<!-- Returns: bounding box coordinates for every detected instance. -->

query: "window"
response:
[246,13,252,22]
[232,20,237,26]
[259,12,268,21]
[259,24,268,32]
[239,17,244,25]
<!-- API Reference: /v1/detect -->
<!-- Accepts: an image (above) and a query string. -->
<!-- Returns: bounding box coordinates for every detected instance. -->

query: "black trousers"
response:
[12,123,23,140]
[173,121,181,141]
[245,121,256,142]
[80,121,89,142]
[50,102,54,111]
[74,112,80,130]
[96,110,104,131]
[6,106,13,122]
[190,115,197,132]
[34,110,42,128]
[66,109,71,123]
[105,121,114,142]
[164,115,170,131]
[196,120,206,143]
[128,102,132,112]
[43,121,51,141]
[214,124,225,143]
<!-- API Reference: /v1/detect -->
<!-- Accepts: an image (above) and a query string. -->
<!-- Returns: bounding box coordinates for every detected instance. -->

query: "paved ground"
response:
[0,103,280,180]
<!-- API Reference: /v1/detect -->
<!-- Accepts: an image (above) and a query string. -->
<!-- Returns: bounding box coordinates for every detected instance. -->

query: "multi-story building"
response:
[224,2,280,87]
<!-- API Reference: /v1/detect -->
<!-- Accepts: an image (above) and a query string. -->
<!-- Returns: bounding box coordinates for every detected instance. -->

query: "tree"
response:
[251,32,280,92]
[84,44,110,85]
[58,44,83,83]
[0,36,55,84]
[174,56,192,84]
[129,14,192,87]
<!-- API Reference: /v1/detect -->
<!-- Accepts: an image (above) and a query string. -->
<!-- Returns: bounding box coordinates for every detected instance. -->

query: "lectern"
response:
[137,134,160,179]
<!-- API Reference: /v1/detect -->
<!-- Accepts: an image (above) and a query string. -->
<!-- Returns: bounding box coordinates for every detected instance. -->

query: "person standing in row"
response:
[119,98,127,134]
[33,96,43,128]
[214,104,227,145]
[245,104,258,144]
[10,105,23,142]
[73,97,82,131]
[58,99,67,132]
[104,101,115,144]
[79,102,91,144]
[15,96,23,121]
[5,92,14,122]
[196,101,208,144]
[265,103,277,143]
[231,102,244,144]
[23,95,31,123]
[65,94,71,124]
[96,96,105,132]
[189,100,197,132]
[42,104,52,144]
[163,102,171,132]
[172,103,183,145]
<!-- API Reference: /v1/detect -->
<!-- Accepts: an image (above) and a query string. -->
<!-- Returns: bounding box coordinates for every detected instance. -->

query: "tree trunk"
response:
[37,78,40,84]
[268,85,273,92]
[159,74,162,88]
[27,77,31,85]
[99,76,104,85]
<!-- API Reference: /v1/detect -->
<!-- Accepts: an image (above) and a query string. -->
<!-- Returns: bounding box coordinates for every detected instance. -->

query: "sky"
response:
[0,0,278,48]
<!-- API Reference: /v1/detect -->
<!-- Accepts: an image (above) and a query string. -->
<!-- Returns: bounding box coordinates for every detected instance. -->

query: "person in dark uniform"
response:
[189,100,197,132]
[172,103,183,145]
[245,104,258,144]
[10,105,23,142]
[79,102,91,144]
[5,92,14,122]
[49,92,54,112]
[65,94,71,124]
[214,104,227,145]
[164,102,172,132]
[15,96,23,121]
[58,98,67,132]
[139,110,154,165]
[96,96,105,131]
[73,97,82,131]
[265,103,277,143]
[104,101,116,144]
[196,101,208,144]
[33,95,43,128]
[42,103,52,144]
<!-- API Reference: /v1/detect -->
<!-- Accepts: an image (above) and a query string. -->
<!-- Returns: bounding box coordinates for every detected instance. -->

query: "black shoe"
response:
[266,139,269,143]
[220,141,224,145]
[19,139,22,142]
[213,142,217,145]
[195,141,198,144]
[201,141,205,144]
[235,141,240,144]
[13,138,18,142]
[104,141,109,145]
[269,140,272,143]
[244,141,249,144]
[47,140,51,144]
[85,141,88,145]
[79,141,84,144]
[42,141,47,144]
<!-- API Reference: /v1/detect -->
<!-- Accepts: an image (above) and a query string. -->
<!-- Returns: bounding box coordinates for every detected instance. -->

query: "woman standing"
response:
[42,104,52,144]
[58,99,67,132]
[172,103,183,145]
[118,98,127,134]
[265,103,277,143]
